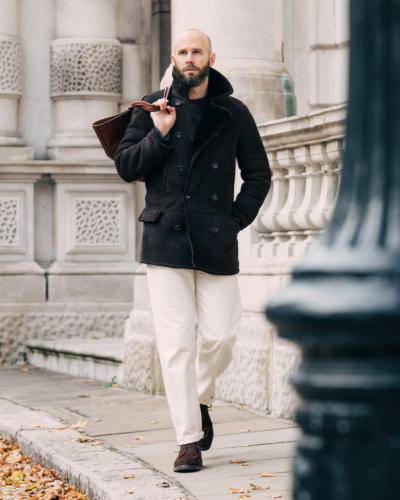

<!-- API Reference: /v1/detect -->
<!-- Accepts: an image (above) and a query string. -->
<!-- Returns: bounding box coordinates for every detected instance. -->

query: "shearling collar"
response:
[171,66,233,101]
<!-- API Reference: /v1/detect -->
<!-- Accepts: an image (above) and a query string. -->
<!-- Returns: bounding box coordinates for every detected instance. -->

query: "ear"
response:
[171,54,176,65]
[209,52,216,67]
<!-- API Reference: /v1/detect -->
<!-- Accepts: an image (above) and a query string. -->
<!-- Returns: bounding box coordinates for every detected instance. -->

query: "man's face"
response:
[172,31,215,88]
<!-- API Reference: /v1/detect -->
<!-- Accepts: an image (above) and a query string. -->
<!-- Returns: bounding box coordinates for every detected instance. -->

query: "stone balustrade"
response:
[253,104,346,265]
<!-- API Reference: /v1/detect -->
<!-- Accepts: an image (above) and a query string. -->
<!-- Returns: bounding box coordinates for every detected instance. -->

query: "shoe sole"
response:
[174,464,202,473]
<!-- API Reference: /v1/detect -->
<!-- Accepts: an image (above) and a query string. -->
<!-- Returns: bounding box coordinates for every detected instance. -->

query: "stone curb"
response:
[0,399,195,500]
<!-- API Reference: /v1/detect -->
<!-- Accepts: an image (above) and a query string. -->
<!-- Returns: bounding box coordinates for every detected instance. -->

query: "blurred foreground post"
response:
[266,0,400,498]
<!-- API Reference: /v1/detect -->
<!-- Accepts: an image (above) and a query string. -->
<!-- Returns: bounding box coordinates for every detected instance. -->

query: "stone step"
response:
[25,338,124,383]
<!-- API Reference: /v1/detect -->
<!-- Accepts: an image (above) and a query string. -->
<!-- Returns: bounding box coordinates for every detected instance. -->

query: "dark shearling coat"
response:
[114,67,271,275]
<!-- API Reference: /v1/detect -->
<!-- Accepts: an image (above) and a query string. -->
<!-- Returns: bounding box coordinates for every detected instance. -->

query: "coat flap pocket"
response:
[138,207,163,222]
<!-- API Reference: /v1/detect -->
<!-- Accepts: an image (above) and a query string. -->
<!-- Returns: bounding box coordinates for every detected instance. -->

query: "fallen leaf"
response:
[239,406,246,410]
[55,426,69,430]
[77,393,90,398]
[261,472,275,477]
[239,496,251,499]
[229,487,250,494]
[21,367,28,372]
[90,441,104,446]
[269,495,283,499]
[11,470,24,481]
[94,418,103,423]
[157,481,170,487]
[25,483,38,491]
[78,429,86,433]
[125,489,134,494]
[175,497,189,500]
[71,419,88,428]
[250,483,264,490]
[149,420,158,424]
[124,474,136,479]
[124,444,137,448]
[239,428,251,433]
[31,423,44,429]
[230,459,246,464]
[76,436,94,443]
[242,443,250,447]
[87,379,94,382]
[133,435,147,440]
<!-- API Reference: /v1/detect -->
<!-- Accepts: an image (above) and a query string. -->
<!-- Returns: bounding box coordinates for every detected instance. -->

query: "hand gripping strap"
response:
[129,87,170,112]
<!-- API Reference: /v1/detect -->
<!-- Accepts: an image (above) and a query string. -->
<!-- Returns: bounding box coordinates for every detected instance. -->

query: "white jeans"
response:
[146,264,241,445]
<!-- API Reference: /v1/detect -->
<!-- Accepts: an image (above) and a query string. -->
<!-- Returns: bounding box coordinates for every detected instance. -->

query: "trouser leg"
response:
[146,264,203,445]
[195,270,241,406]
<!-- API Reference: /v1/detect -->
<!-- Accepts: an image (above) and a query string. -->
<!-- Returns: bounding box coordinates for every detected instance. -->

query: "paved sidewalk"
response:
[0,367,298,500]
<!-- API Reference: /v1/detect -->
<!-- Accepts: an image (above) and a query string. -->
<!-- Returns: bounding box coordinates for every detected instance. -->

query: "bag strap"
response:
[129,86,170,113]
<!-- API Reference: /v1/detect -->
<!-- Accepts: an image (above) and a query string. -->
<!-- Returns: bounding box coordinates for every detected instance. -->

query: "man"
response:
[115,29,271,472]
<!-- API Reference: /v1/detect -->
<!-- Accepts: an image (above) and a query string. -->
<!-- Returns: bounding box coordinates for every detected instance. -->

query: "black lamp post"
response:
[266,0,400,498]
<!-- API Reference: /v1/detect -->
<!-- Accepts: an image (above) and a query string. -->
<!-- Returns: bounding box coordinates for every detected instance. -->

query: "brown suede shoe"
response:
[197,404,214,451]
[173,442,202,472]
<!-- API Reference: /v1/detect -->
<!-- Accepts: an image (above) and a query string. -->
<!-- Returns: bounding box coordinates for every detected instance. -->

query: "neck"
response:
[188,77,209,99]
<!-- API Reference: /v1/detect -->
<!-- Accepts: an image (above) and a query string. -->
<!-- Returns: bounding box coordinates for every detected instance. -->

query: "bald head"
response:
[171,29,216,90]
[174,29,213,56]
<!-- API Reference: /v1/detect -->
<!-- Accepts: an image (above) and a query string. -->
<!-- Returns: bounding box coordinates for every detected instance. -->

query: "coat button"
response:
[185,194,192,200]
[177,163,184,173]
[210,226,219,233]
[211,193,218,201]
[211,161,219,169]
[174,99,182,106]
[174,224,182,231]
[175,131,183,139]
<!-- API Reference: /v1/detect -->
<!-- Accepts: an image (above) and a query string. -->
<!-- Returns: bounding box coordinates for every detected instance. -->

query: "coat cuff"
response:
[154,126,170,143]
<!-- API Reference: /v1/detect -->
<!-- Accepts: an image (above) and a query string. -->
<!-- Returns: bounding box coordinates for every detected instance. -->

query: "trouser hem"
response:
[199,399,213,407]
[177,431,204,446]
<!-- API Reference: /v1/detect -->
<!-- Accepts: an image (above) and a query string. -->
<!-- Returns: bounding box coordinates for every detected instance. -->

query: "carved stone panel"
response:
[54,179,135,263]
[0,37,22,96]
[50,38,122,98]
[0,197,19,247]
[0,192,25,255]
[72,197,122,248]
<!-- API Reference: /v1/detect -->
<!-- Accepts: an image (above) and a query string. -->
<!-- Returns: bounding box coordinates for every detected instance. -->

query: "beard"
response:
[174,61,210,88]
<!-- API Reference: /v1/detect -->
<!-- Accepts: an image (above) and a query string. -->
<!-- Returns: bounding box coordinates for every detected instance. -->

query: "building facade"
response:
[0,0,348,418]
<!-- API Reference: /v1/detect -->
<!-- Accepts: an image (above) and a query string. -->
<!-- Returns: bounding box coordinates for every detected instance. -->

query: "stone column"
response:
[0,0,33,160]
[48,0,122,160]
[167,0,295,123]
[119,0,152,109]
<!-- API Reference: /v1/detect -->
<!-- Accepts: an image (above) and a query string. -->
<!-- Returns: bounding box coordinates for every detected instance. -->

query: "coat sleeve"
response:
[231,104,271,229]
[114,105,173,183]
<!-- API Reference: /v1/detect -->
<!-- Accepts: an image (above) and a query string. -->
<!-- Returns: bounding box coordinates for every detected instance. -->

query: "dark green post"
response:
[266,1,400,498]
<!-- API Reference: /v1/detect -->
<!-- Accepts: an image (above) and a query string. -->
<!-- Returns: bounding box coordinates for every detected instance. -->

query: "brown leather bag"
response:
[92,87,169,160]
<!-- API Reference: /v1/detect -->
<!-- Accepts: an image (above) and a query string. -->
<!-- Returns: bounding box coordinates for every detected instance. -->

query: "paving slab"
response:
[0,366,299,499]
